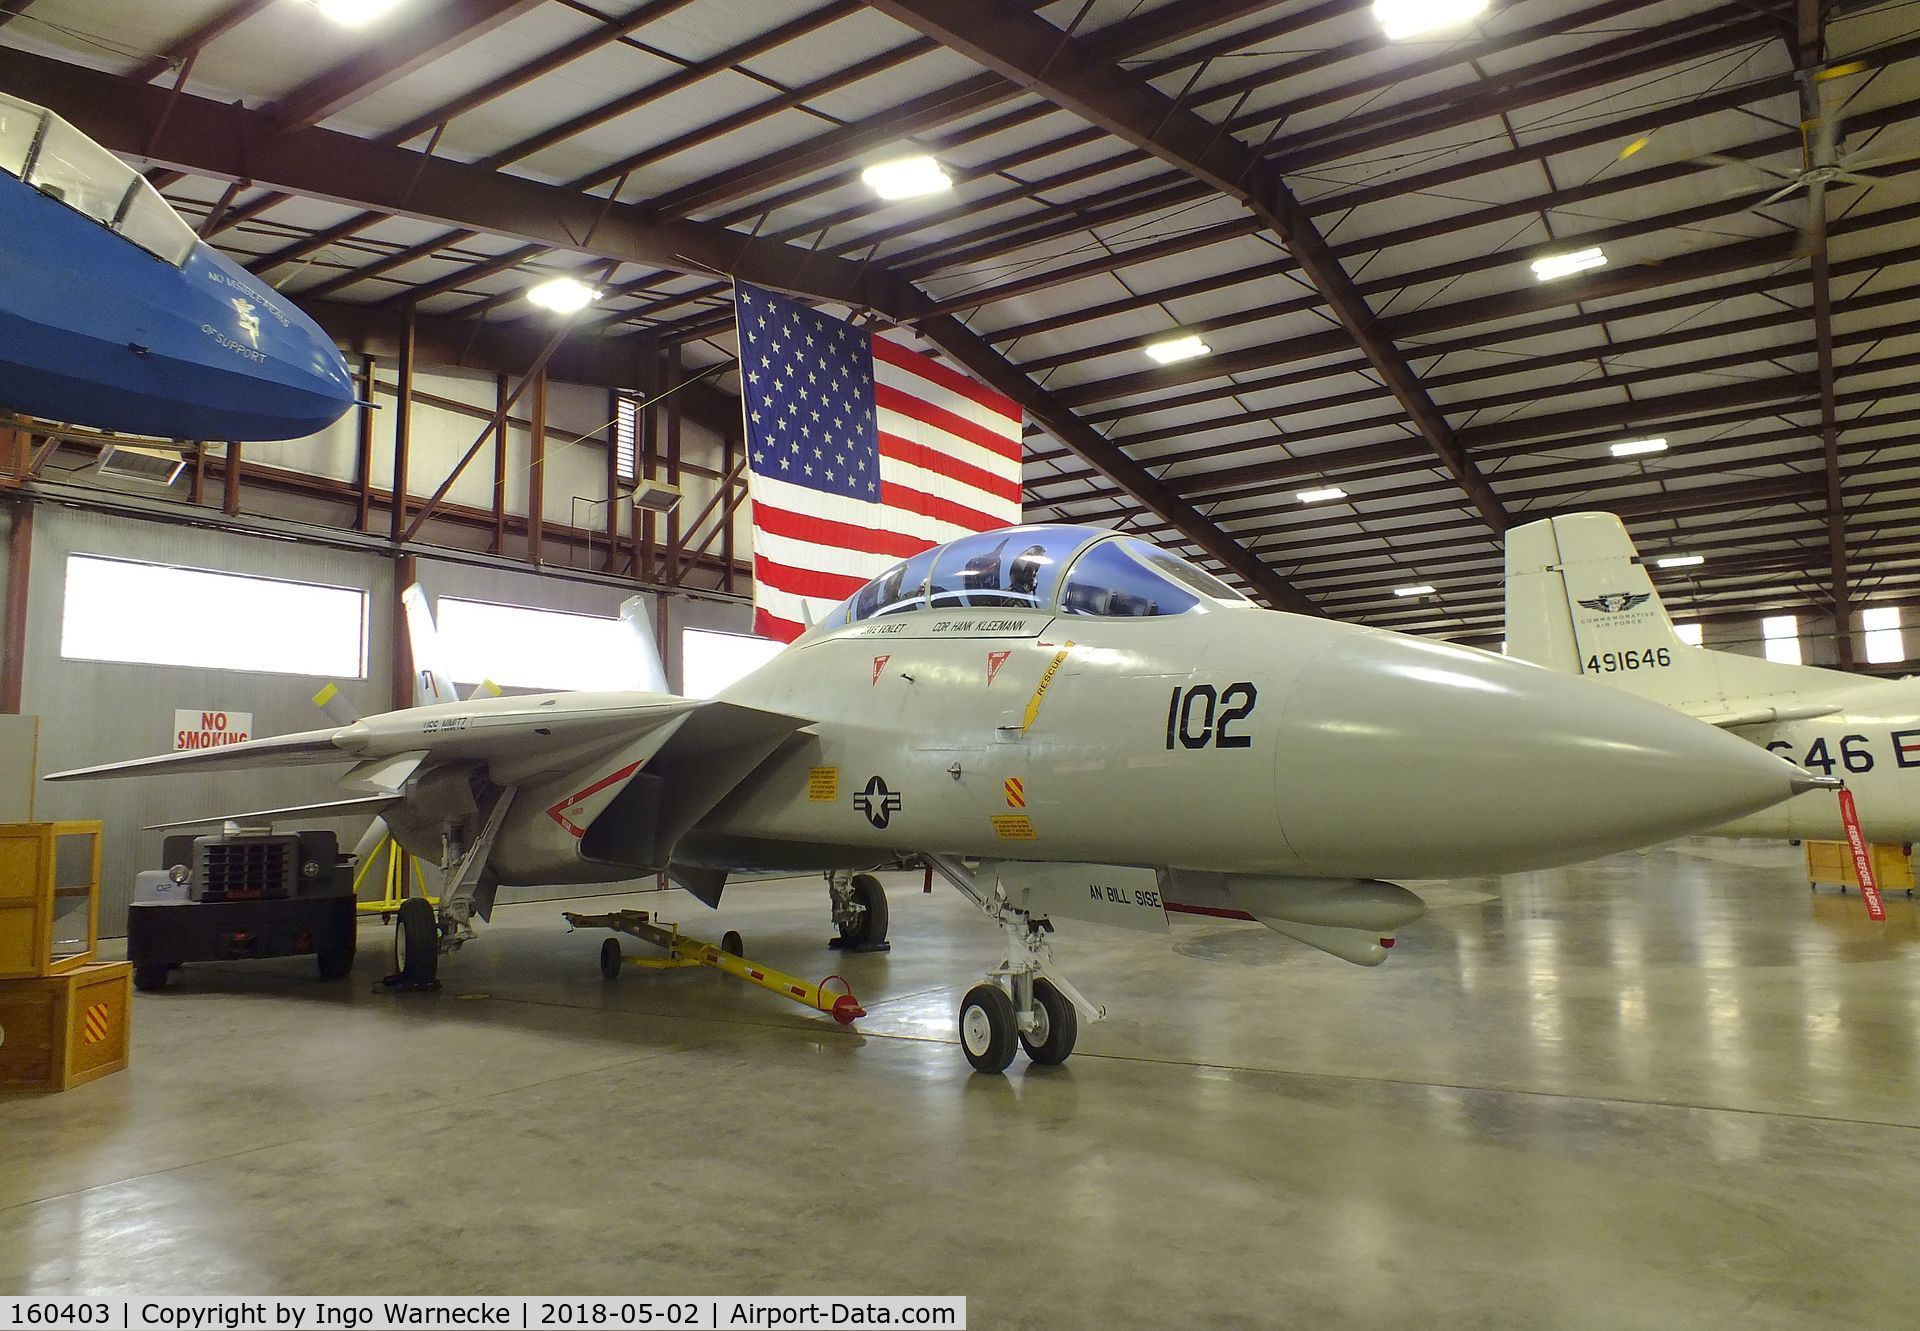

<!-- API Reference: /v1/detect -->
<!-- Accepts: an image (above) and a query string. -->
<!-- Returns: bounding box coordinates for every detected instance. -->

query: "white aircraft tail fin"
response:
[400,584,461,708]
[1505,512,1851,714]
[618,595,672,695]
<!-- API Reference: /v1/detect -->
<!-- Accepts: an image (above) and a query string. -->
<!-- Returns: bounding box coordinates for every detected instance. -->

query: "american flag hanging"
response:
[734,281,1024,641]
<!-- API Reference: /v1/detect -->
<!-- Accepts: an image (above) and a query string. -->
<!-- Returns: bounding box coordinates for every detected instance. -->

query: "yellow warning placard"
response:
[991,814,1038,840]
[82,1002,111,1044]
[808,767,840,802]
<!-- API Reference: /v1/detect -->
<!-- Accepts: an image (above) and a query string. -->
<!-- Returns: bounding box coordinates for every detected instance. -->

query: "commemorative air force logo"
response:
[853,775,902,830]
[1577,592,1651,614]
[231,297,262,348]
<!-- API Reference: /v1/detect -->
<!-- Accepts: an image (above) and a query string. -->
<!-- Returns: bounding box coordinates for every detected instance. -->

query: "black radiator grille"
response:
[199,840,293,900]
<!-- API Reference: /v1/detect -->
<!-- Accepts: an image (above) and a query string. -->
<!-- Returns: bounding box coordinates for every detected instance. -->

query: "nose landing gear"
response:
[927,854,1102,1073]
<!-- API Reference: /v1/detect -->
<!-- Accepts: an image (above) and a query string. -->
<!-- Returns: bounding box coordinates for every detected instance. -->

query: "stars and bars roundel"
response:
[734,281,1023,641]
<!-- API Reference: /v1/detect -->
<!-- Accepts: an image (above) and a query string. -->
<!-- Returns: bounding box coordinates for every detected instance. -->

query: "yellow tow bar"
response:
[563,909,865,1025]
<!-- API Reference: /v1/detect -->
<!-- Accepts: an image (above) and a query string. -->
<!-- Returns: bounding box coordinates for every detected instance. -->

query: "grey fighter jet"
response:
[1507,511,1920,844]
[52,524,1828,1072]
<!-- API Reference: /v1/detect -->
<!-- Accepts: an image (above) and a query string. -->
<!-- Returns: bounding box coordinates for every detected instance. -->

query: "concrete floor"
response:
[3,840,1918,1328]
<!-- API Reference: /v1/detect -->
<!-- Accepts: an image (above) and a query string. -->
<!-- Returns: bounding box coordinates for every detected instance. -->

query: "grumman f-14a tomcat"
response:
[51,524,1830,1072]
[1507,511,1920,845]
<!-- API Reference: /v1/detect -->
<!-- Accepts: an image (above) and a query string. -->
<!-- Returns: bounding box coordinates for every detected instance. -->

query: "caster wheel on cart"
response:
[133,965,172,993]
[599,937,623,980]
[1018,977,1078,1066]
[958,982,1018,1073]
[393,897,439,986]
[721,930,744,956]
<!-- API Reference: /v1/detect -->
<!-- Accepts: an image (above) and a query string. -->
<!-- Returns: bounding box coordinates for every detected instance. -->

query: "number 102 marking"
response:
[1165,682,1258,750]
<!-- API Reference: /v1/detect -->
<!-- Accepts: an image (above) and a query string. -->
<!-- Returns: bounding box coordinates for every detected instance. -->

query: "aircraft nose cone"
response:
[1276,632,1813,877]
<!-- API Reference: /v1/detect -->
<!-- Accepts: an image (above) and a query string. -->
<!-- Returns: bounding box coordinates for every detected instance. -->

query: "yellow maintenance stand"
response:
[353,834,437,920]
[563,909,865,1025]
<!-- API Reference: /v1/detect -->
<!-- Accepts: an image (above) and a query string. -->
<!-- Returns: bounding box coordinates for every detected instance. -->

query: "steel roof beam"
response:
[0,45,906,314]
[125,0,277,84]
[863,0,1509,532]
[1795,0,1855,667]
[267,0,547,131]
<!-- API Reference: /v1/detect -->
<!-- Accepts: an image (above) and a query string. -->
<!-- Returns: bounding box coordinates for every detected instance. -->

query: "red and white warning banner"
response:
[1836,787,1887,922]
[172,709,252,752]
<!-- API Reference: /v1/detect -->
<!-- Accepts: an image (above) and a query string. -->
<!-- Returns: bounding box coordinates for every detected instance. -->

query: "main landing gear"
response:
[928,855,1101,1074]
[828,870,890,952]
[383,789,518,992]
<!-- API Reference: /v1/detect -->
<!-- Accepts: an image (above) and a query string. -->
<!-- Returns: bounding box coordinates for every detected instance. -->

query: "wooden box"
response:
[0,961,132,1091]
[1805,839,1917,892]
[0,820,103,979]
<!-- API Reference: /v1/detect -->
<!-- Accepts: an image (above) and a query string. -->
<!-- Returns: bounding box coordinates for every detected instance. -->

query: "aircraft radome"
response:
[1507,511,1920,846]
[0,90,354,442]
[51,525,1830,1073]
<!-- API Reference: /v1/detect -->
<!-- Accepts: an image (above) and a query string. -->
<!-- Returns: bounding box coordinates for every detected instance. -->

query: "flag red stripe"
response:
[874,383,1021,463]
[755,607,803,642]
[753,503,934,560]
[878,431,1023,503]
[880,479,1008,532]
[754,553,868,601]
[874,337,1023,428]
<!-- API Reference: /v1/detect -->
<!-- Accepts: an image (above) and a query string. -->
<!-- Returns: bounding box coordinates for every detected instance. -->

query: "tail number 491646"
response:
[1166,683,1257,750]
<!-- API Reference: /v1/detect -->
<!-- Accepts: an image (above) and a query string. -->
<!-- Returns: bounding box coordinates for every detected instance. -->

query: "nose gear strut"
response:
[925,854,1103,1073]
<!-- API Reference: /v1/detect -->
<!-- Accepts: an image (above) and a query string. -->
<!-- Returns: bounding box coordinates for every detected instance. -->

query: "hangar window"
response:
[1060,538,1232,618]
[1863,606,1904,664]
[614,394,638,483]
[60,555,368,678]
[682,627,783,698]
[1761,614,1802,666]
[437,599,643,693]
[1674,623,1704,647]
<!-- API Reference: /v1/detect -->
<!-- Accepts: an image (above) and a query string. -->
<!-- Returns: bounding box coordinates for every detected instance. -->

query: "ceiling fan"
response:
[1697,61,1920,210]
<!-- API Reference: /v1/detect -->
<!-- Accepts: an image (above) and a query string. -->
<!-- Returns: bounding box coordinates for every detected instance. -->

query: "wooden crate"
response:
[0,961,132,1091]
[1805,839,1917,892]
[0,820,103,979]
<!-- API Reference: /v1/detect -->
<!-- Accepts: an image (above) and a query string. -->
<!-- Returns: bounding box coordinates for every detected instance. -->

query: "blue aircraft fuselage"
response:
[0,170,354,442]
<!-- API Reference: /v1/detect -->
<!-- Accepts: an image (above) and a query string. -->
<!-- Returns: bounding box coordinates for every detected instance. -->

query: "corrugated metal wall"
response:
[26,507,396,932]
[23,506,752,934]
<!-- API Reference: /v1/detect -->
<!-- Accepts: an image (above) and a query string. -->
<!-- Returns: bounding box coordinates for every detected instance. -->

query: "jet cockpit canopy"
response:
[0,91,197,268]
[823,525,1249,631]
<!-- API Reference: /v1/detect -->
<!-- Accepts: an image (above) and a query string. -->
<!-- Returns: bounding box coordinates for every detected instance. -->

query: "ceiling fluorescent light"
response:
[1373,0,1489,40]
[1144,334,1210,365]
[1297,487,1346,504]
[1531,247,1608,281]
[1610,437,1668,457]
[527,276,599,314]
[861,155,952,201]
[1656,555,1705,569]
[313,0,402,26]
[1394,584,1437,597]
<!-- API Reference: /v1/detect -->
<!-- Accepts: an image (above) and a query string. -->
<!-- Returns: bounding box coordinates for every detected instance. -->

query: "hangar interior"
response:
[0,0,1917,1324]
